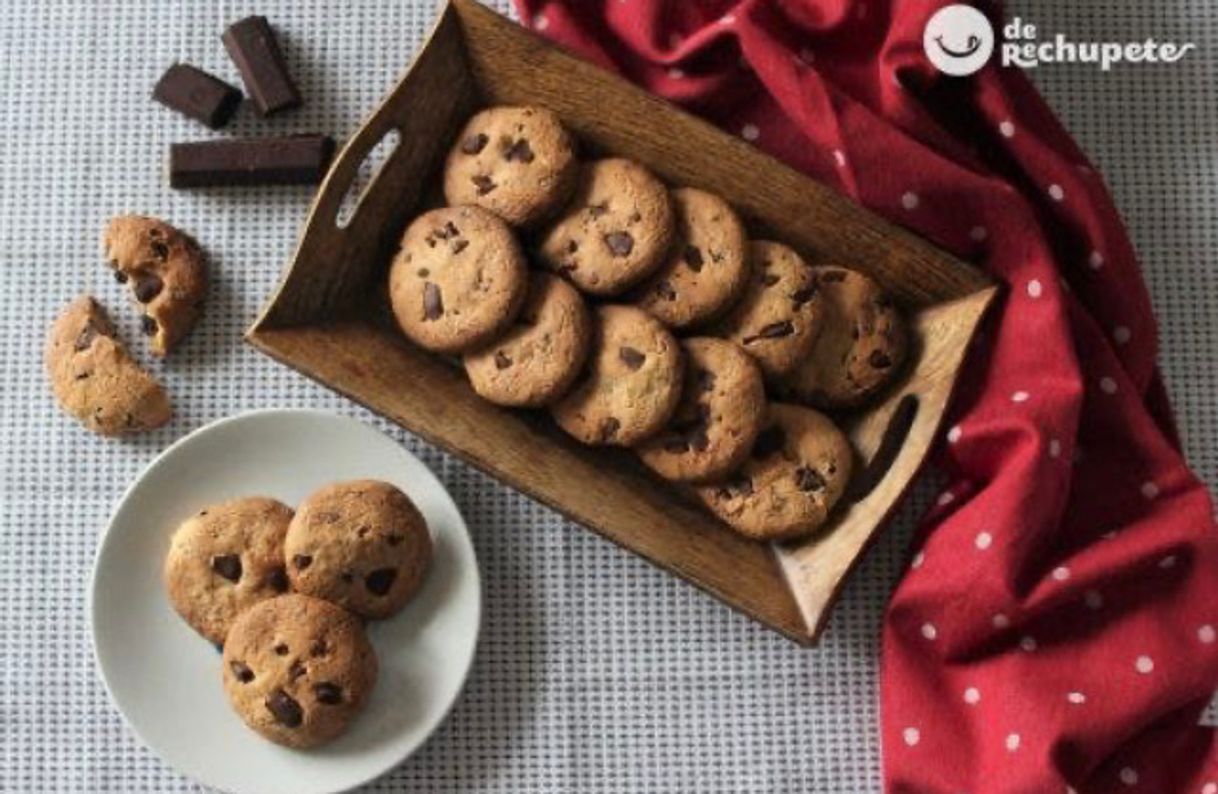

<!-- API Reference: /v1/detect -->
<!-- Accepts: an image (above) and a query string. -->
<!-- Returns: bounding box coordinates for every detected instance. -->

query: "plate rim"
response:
[88,407,483,794]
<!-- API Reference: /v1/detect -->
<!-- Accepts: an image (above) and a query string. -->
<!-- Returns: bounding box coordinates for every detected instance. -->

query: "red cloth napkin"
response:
[514,0,1218,790]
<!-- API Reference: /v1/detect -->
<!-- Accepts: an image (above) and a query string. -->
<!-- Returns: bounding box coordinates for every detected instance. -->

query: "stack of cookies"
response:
[388,106,908,543]
[163,480,432,748]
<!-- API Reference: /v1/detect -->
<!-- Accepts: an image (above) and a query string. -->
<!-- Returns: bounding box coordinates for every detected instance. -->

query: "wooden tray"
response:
[247,0,998,645]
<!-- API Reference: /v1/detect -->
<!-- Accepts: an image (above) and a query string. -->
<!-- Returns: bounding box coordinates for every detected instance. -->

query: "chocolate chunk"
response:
[365,568,397,596]
[310,639,328,657]
[752,426,786,458]
[169,135,335,188]
[150,240,170,261]
[743,321,794,344]
[471,174,496,195]
[229,660,255,683]
[314,682,343,705]
[619,346,645,370]
[762,273,780,287]
[566,240,579,254]
[265,689,303,728]
[655,280,677,301]
[604,232,634,257]
[794,466,826,492]
[494,351,513,369]
[503,138,535,163]
[288,659,306,680]
[152,63,242,129]
[132,273,163,303]
[717,477,754,500]
[588,202,609,218]
[451,239,469,255]
[682,245,704,271]
[791,285,818,307]
[140,315,158,336]
[869,349,893,369]
[423,282,443,320]
[266,566,289,593]
[74,325,100,352]
[211,554,242,582]
[293,554,313,570]
[460,133,489,154]
[113,269,128,284]
[599,417,621,441]
[222,16,301,116]
[274,642,289,656]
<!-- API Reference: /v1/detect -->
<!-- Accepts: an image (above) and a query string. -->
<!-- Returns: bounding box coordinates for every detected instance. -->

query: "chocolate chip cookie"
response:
[635,337,766,483]
[388,205,529,354]
[697,403,854,541]
[443,105,579,227]
[285,480,432,620]
[103,215,207,356]
[715,240,824,380]
[777,266,908,409]
[463,272,592,407]
[631,188,750,329]
[44,295,171,436]
[550,304,682,446]
[538,158,675,296]
[164,497,294,646]
[222,594,377,749]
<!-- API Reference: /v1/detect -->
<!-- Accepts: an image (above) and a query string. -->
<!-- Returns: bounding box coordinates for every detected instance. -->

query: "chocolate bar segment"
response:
[222,16,301,116]
[169,135,335,188]
[152,64,243,129]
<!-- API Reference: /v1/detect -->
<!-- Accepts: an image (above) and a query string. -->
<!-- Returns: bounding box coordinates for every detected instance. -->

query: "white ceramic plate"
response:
[91,409,481,794]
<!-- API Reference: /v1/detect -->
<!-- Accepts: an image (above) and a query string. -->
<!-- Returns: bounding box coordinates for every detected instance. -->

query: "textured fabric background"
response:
[0,2,1213,791]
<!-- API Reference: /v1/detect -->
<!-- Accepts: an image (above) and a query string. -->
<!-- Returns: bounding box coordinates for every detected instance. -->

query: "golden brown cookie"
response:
[443,105,579,227]
[538,158,675,296]
[103,215,207,356]
[550,305,682,446]
[388,205,529,354]
[285,480,432,620]
[715,240,824,381]
[44,295,171,436]
[222,595,378,749]
[777,266,908,410]
[164,497,294,646]
[631,188,750,329]
[462,273,592,407]
[697,404,853,541]
[635,337,766,483]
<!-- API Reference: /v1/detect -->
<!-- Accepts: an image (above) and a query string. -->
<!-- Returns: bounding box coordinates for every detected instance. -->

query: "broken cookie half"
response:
[45,296,171,436]
[103,215,208,356]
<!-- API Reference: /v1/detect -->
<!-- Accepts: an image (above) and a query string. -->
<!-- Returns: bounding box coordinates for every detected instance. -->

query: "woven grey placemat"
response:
[0,1,1212,791]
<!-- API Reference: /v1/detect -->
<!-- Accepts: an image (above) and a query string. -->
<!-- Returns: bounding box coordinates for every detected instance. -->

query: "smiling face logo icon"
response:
[924,5,995,76]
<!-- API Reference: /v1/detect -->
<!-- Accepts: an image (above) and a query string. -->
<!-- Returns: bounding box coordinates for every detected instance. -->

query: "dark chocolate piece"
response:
[222,16,301,116]
[168,135,334,188]
[152,63,242,129]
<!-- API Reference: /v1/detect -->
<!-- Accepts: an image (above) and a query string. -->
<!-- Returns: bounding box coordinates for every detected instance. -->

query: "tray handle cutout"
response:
[335,128,402,229]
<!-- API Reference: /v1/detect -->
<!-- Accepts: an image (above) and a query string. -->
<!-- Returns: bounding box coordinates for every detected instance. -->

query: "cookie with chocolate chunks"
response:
[103,215,207,356]
[550,305,682,446]
[443,106,578,227]
[538,158,675,296]
[636,337,766,483]
[44,295,171,436]
[163,497,294,646]
[697,403,854,542]
[222,595,377,749]
[715,240,824,380]
[631,188,750,329]
[463,273,592,407]
[777,266,908,409]
[284,480,432,620]
[389,205,528,354]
